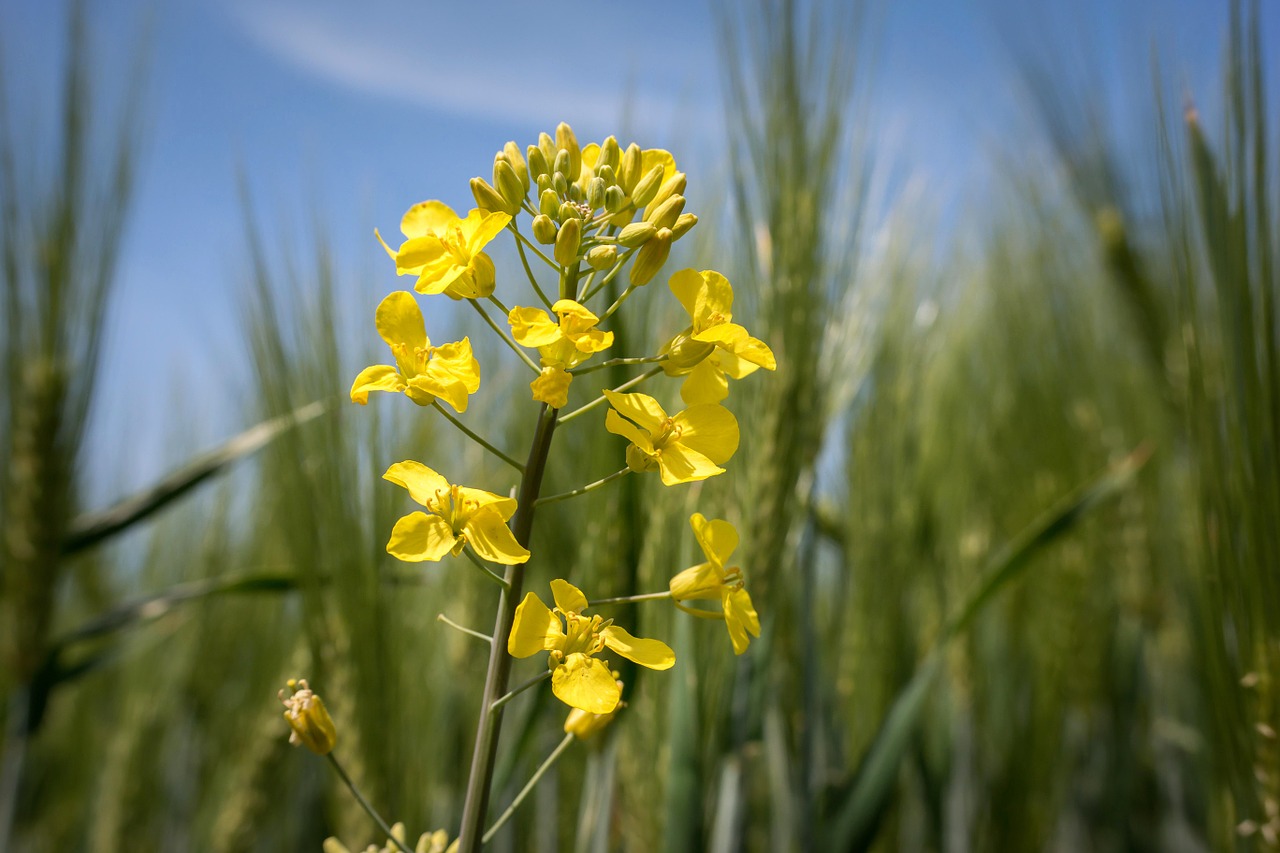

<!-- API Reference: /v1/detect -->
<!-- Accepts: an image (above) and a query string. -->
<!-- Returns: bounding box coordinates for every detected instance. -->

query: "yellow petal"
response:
[408,375,465,413]
[350,365,406,404]
[657,444,725,485]
[669,562,722,602]
[457,487,517,520]
[415,260,470,296]
[401,200,459,239]
[395,235,450,277]
[464,508,529,565]
[691,513,738,566]
[509,592,558,657]
[531,366,572,409]
[509,306,563,348]
[602,390,667,433]
[374,291,427,351]
[714,349,761,381]
[694,322,748,347]
[605,409,655,454]
[550,579,589,614]
[571,327,613,354]
[667,268,704,323]
[386,512,456,562]
[430,338,482,393]
[729,334,776,370]
[675,404,739,465]
[459,209,511,252]
[600,625,676,670]
[724,586,760,655]
[551,654,621,714]
[695,269,735,328]
[550,299,601,325]
[680,359,728,406]
[374,227,398,260]
[383,461,449,507]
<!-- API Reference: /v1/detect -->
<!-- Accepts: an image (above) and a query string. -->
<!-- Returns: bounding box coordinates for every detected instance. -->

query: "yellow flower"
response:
[323,826,453,853]
[509,300,613,407]
[376,201,510,299]
[603,390,739,486]
[669,514,760,655]
[383,461,529,565]
[350,291,481,412]
[509,579,674,714]
[661,269,776,404]
[279,678,337,755]
[564,678,623,740]
[580,143,678,226]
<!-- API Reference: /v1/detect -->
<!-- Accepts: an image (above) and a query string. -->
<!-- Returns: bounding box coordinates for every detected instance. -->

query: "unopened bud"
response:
[630,227,672,285]
[586,244,618,270]
[503,141,529,192]
[587,177,607,210]
[616,221,657,248]
[552,172,569,197]
[619,143,643,192]
[567,182,585,203]
[558,201,582,222]
[493,159,525,215]
[645,194,685,229]
[536,173,553,196]
[554,217,581,266]
[596,164,617,187]
[538,132,556,169]
[531,214,558,244]
[671,212,698,239]
[598,135,622,172]
[647,172,687,211]
[470,177,508,214]
[280,679,337,755]
[527,145,550,181]
[555,122,581,181]
[539,188,560,219]
[604,185,627,213]
[553,150,571,180]
[630,164,666,208]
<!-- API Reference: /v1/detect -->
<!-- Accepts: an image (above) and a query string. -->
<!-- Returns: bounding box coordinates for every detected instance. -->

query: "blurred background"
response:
[2,0,1279,849]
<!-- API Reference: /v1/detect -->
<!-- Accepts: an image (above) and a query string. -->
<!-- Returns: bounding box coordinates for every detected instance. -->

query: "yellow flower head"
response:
[383,461,530,565]
[509,579,674,714]
[279,678,337,755]
[661,269,777,404]
[350,291,481,412]
[669,514,761,655]
[509,300,613,407]
[603,390,739,486]
[376,201,510,300]
[564,677,623,740]
[579,142,680,226]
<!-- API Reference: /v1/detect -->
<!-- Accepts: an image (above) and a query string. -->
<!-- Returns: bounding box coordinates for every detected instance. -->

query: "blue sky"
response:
[0,0,1263,501]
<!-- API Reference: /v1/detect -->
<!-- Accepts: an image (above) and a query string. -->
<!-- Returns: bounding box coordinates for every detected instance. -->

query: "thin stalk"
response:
[569,355,666,377]
[490,670,552,713]
[557,366,665,425]
[581,248,636,302]
[464,548,511,590]
[0,688,29,853]
[432,402,525,473]
[590,590,673,607]
[456,403,559,853]
[327,754,414,853]
[482,733,576,845]
[601,284,637,321]
[535,468,631,506]
[437,613,493,644]
[509,223,555,310]
[486,294,512,316]
[509,225,558,270]
[469,298,540,374]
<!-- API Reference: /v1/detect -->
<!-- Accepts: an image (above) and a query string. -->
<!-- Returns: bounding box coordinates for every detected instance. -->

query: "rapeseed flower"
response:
[662,269,776,404]
[509,300,613,407]
[279,678,337,755]
[376,201,509,299]
[350,291,480,412]
[603,390,738,485]
[383,461,529,565]
[509,579,674,714]
[670,514,760,654]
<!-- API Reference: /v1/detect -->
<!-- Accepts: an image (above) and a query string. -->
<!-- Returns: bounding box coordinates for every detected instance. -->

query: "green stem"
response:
[327,754,414,853]
[482,733,576,845]
[489,670,552,713]
[464,548,511,590]
[581,248,637,303]
[569,355,666,376]
[468,298,541,374]
[437,613,493,644]
[601,284,637,321]
[456,403,559,853]
[557,366,665,425]
[509,224,558,270]
[509,223,555,310]
[535,468,631,506]
[432,402,525,473]
[589,590,673,607]
[487,294,512,316]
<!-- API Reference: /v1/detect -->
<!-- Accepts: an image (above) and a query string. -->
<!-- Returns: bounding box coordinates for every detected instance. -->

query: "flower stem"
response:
[580,248,637,303]
[437,613,492,644]
[327,754,414,853]
[509,222,559,270]
[535,468,631,506]
[463,548,511,590]
[482,733,576,845]
[456,403,559,853]
[489,670,552,713]
[557,366,665,425]
[569,355,666,377]
[600,284,637,321]
[589,590,674,606]
[469,298,541,374]
[432,402,525,473]
[509,223,555,310]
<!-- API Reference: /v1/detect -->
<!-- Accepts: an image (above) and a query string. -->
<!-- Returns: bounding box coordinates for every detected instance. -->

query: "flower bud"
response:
[554,217,581,266]
[527,145,550,181]
[616,221,657,248]
[552,172,569,197]
[538,132,556,170]
[553,150,571,180]
[661,327,715,373]
[587,177,607,210]
[493,159,525,215]
[470,177,508,214]
[596,164,617,187]
[598,135,622,172]
[645,194,685,229]
[567,182,585,203]
[626,443,660,473]
[540,188,560,219]
[536,173,553,196]
[280,679,337,755]
[586,244,618,270]
[647,172,687,212]
[619,143,643,192]
[604,186,627,214]
[630,164,666,209]
[672,212,698,240]
[555,122,581,181]
[532,214,558,244]
[558,201,582,223]
[629,227,672,286]
[503,141,529,193]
